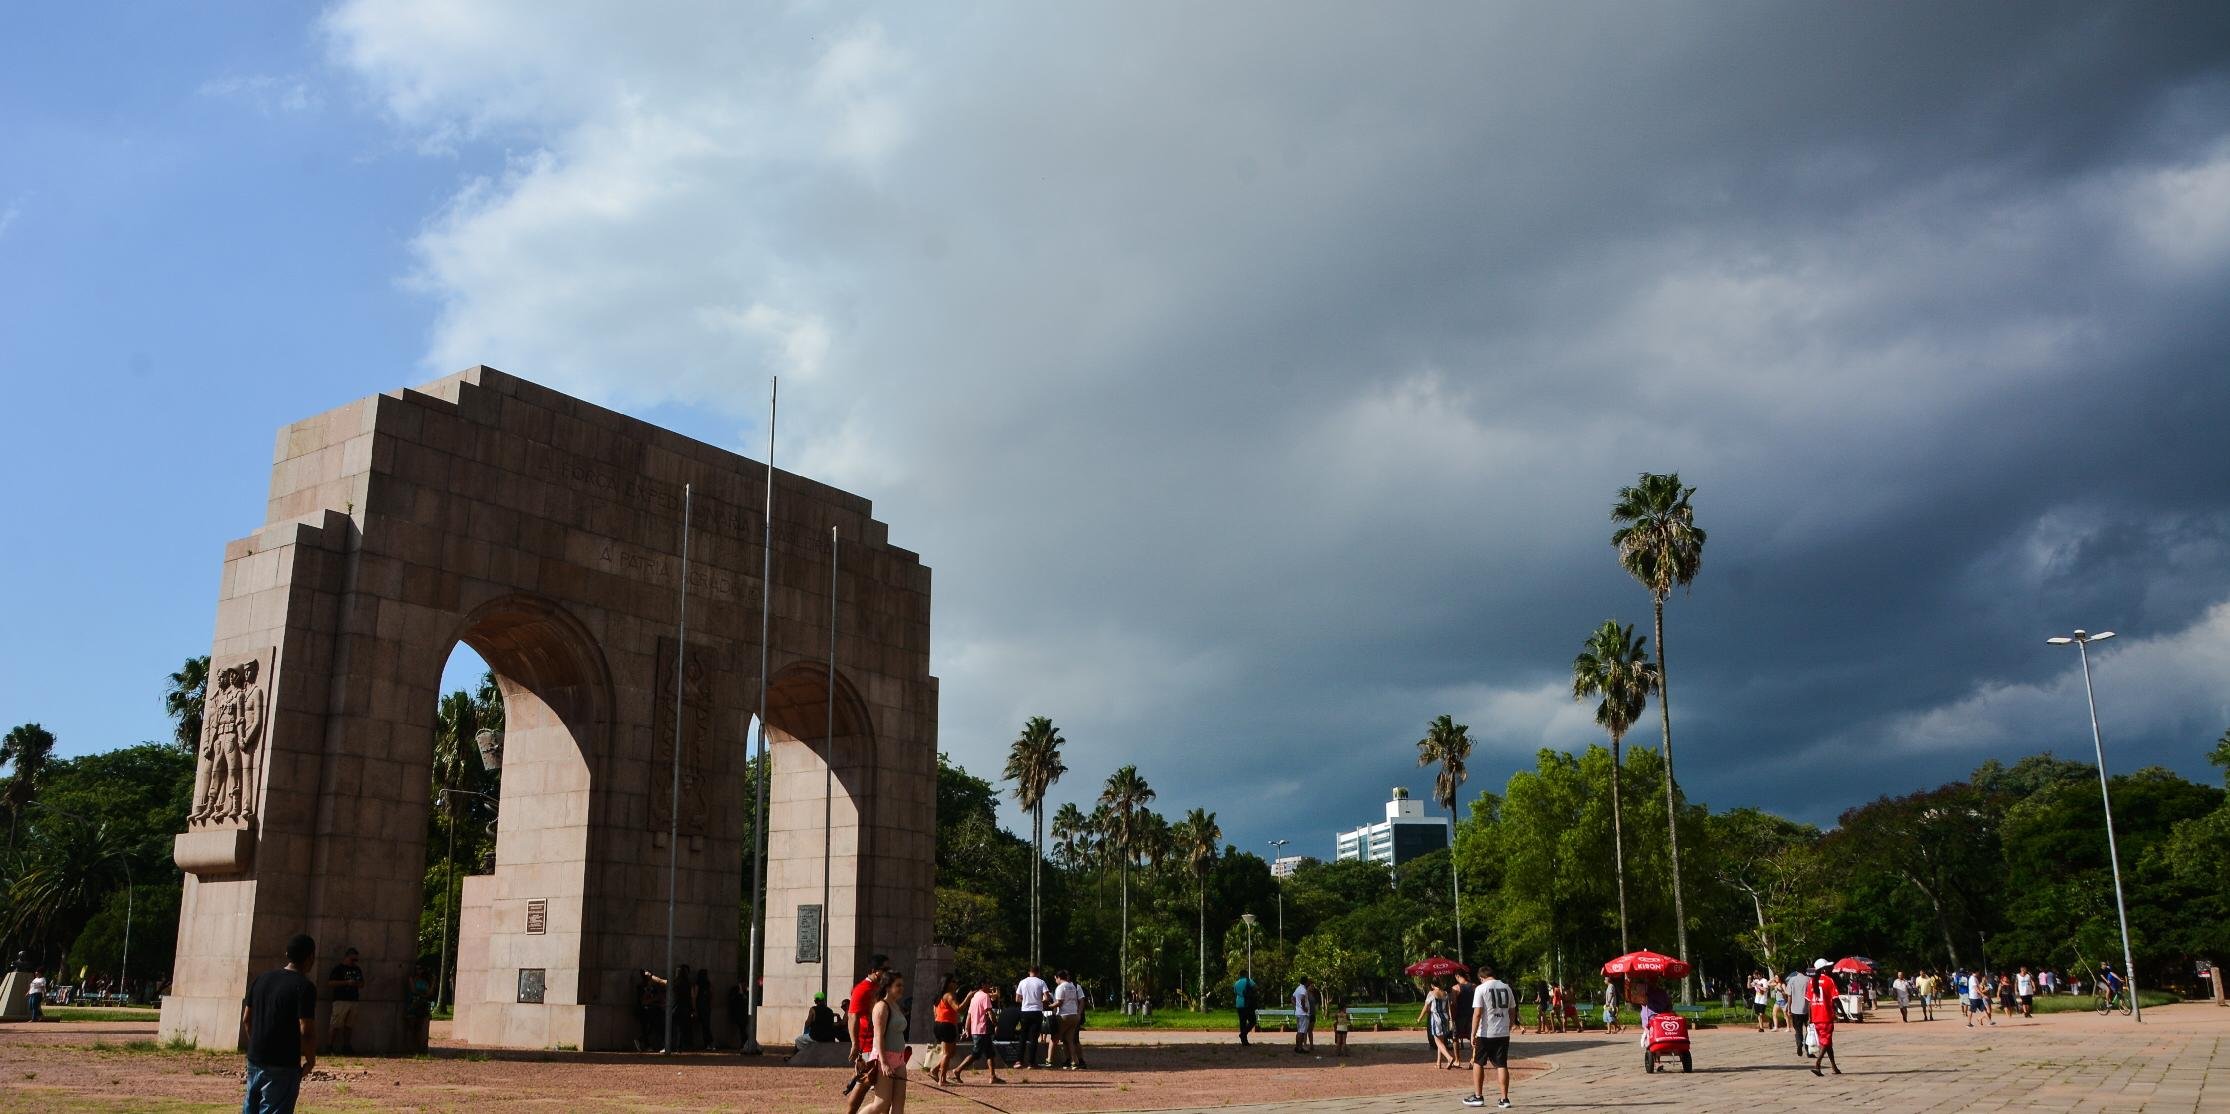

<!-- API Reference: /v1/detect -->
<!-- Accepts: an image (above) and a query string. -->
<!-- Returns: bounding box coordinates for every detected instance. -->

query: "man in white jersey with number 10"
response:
[1464,964,1516,1109]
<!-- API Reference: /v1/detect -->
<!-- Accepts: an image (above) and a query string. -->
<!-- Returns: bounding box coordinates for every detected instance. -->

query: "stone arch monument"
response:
[161,367,939,1052]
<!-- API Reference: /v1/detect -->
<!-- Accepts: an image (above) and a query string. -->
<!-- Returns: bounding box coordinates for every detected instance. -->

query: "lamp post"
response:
[1265,839,1289,947]
[103,852,131,1005]
[2047,628,2141,1022]
[1241,913,1257,980]
[436,782,500,1011]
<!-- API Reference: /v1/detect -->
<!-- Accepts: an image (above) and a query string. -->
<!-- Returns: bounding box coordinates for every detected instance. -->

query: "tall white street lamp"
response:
[1241,913,1257,980]
[1266,839,1289,946]
[104,852,132,1005]
[2046,628,2141,1022]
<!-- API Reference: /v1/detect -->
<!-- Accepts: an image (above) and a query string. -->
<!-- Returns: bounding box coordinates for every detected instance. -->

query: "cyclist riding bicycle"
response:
[2100,964,2127,1011]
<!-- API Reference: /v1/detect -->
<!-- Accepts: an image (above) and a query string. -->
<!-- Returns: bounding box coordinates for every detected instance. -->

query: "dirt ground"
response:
[0,1021,1538,1112]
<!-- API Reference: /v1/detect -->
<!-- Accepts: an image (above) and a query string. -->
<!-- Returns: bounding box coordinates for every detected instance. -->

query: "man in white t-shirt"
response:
[1464,964,1516,1109]
[1291,979,1316,1053]
[1051,970,1086,1069]
[2015,967,2035,1017]
[1015,967,1049,1068]
[26,970,49,1022]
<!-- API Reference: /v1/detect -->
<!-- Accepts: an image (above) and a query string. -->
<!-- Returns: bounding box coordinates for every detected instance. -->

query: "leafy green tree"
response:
[1572,620,1656,952]
[2,723,58,851]
[1707,808,1822,974]
[1003,716,1067,966]
[1098,765,1156,1004]
[163,656,210,751]
[1826,784,2000,968]
[1294,931,1370,1010]
[1611,472,1705,998]
[1416,714,1472,962]
[1174,808,1221,1007]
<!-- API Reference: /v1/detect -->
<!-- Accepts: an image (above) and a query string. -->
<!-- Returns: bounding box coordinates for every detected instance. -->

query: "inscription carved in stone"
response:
[650,637,712,840]
[188,651,271,828]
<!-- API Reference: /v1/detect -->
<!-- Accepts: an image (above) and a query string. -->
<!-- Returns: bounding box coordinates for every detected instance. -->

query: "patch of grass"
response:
[45,1005,162,1023]
[2025,990,2179,1015]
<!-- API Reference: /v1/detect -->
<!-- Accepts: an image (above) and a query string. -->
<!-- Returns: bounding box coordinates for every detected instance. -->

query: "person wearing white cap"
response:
[1806,959,1841,1076]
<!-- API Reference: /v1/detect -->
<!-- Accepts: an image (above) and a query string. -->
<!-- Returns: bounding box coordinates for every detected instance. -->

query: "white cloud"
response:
[1872,599,2230,760]
[199,73,322,115]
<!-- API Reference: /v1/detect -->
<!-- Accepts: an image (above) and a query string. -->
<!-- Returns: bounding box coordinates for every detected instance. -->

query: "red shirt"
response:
[850,977,881,1044]
[1807,974,1839,1022]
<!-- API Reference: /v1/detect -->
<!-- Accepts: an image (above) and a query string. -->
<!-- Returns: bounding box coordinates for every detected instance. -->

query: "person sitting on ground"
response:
[797,992,842,1046]
[993,992,1026,1067]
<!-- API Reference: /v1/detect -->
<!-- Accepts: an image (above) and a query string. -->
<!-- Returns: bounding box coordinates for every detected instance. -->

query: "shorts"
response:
[1295,1015,1313,1033]
[1751,1001,1768,1016]
[2019,995,2033,1006]
[1603,1006,1616,1023]
[1474,1036,1510,1067]
[971,1034,995,1059]
[933,1021,959,1044]
[1967,997,1987,1013]
[330,1000,359,1026]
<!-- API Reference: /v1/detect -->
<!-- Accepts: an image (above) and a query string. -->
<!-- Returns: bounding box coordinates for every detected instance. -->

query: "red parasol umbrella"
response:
[1404,956,1470,978]
[1832,957,1875,974]
[1601,950,1692,980]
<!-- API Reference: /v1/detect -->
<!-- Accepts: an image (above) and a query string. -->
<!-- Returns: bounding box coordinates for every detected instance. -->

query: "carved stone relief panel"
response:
[188,648,273,830]
[649,636,713,843]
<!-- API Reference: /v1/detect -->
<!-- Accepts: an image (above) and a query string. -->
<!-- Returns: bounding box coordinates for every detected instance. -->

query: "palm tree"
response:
[1611,472,1706,1000]
[1097,765,1155,1006]
[1,724,58,851]
[1051,802,1090,871]
[164,656,210,751]
[1571,620,1659,953]
[1415,715,1472,963]
[1003,716,1067,967]
[1176,808,1221,1009]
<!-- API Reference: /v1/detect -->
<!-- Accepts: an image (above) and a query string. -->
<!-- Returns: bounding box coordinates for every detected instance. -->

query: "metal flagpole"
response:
[820,526,838,1004]
[663,483,692,1055]
[741,379,777,1055]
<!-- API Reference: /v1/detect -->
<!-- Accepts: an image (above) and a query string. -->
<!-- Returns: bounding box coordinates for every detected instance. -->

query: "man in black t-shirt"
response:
[325,947,364,1055]
[241,934,318,1114]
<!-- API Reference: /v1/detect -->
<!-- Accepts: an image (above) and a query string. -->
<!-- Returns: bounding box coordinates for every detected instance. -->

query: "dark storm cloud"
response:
[328,0,2230,844]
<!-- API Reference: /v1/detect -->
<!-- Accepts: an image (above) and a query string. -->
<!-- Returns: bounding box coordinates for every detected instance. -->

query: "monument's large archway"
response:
[161,367,937,1052]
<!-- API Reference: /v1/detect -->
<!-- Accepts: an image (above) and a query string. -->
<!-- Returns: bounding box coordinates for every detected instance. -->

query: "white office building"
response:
[1334,787,1450,867]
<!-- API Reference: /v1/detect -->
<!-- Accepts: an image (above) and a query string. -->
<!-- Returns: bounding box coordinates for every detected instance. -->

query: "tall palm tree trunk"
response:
[1611,737,1629,953]
[1653,599,1692,1003]
[1032,805,1043,966]
[1119,857,1130,1003]
[1197,885,1207,1011]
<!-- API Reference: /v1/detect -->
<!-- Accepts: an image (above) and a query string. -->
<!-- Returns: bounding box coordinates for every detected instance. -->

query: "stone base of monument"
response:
[788,1040,854,1067]
[0,971,33,1021]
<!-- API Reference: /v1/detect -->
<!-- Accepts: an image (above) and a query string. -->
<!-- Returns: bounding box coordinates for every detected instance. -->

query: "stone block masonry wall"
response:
[161,367,936,1053]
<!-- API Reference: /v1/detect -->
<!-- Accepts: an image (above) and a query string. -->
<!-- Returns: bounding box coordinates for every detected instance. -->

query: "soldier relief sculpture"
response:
[189,656,267,827]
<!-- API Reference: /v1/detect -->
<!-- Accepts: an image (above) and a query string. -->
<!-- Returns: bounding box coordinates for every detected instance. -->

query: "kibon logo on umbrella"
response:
[1601,949,1691,979]
[1404,956,1470,978]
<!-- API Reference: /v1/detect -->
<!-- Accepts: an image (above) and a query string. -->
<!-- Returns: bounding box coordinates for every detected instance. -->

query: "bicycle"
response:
[2094,986,2132,1015]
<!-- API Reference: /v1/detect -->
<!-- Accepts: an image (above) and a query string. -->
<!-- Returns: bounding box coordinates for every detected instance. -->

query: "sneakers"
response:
[1461,1096,1487,1108]
[1498,1100,1513,1110]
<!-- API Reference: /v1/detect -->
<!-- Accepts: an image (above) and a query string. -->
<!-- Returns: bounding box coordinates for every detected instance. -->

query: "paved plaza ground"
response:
[1,1003,2223,1111]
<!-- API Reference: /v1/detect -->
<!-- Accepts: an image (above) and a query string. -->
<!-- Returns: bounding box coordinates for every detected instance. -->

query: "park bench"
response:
[1256,1008,1299,1030]
[1347,1006,1390,1029]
